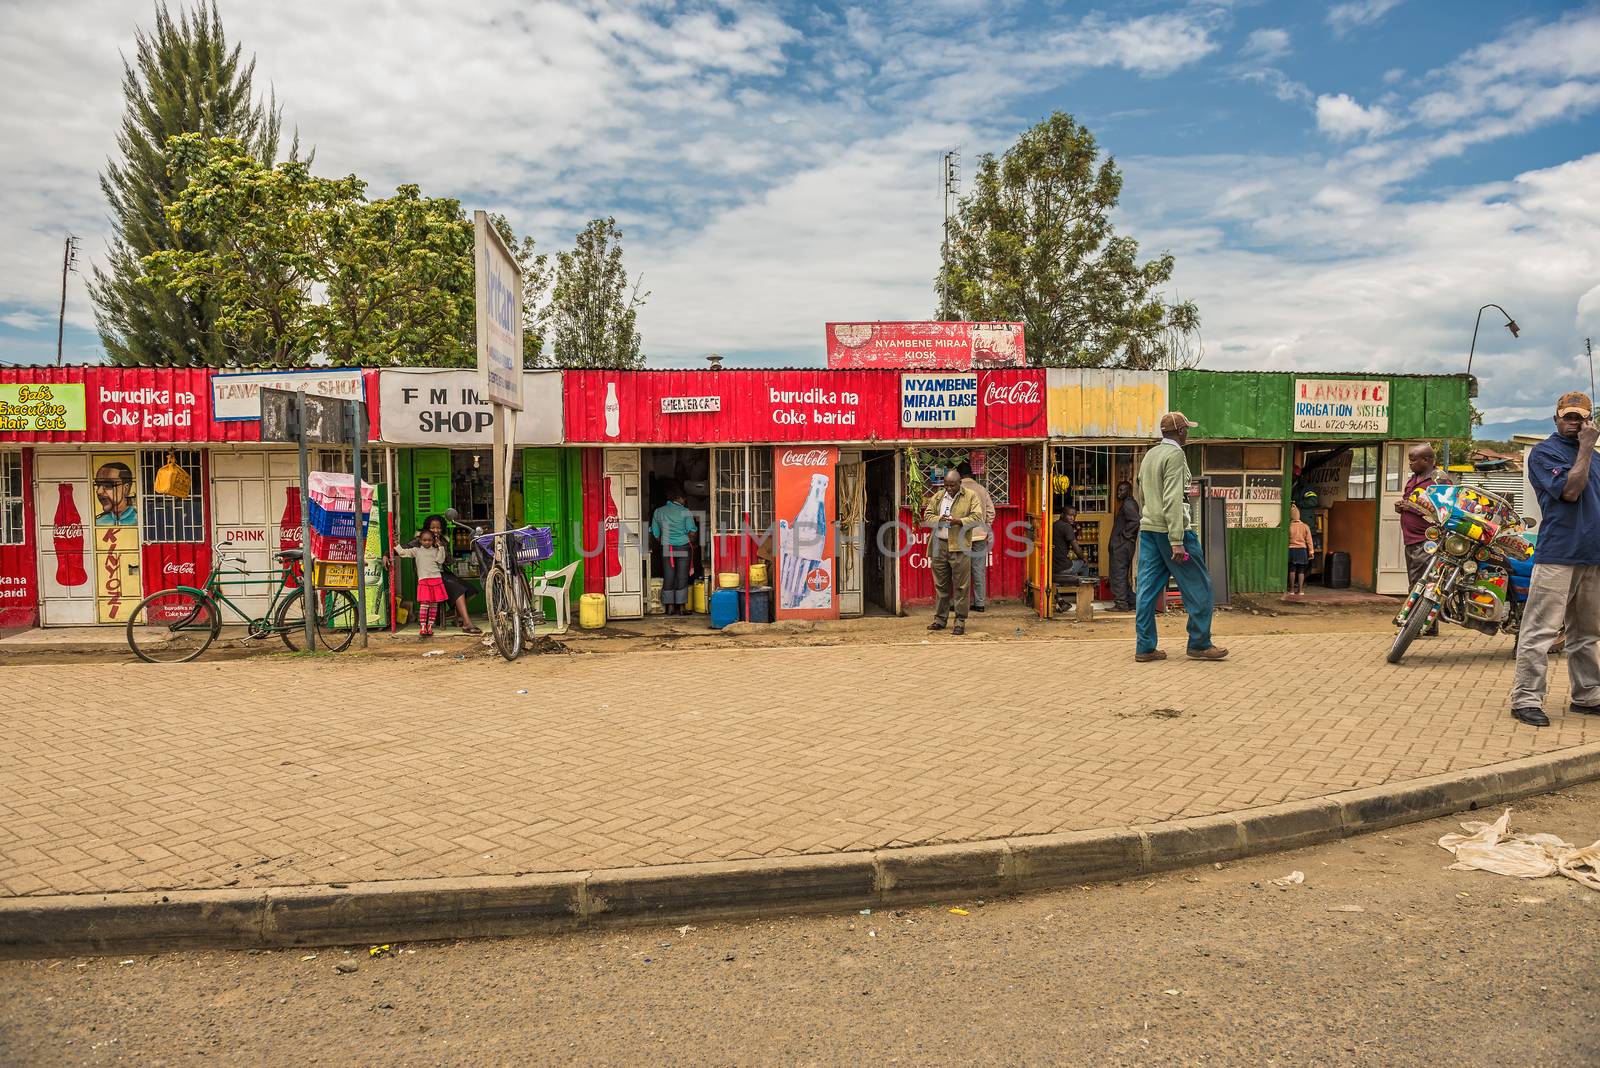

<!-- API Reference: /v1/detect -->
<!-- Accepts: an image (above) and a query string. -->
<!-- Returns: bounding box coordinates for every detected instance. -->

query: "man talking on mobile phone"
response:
[1133,412,1228,663]
[1509,391,1600,727]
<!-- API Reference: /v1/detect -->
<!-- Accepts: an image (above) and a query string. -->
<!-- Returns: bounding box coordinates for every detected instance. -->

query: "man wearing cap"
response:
[1510,391,1600,726]
[1134,412,1228,662]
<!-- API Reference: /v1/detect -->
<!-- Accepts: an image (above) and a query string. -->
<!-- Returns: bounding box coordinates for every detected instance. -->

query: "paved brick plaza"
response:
[2,631,1596,897]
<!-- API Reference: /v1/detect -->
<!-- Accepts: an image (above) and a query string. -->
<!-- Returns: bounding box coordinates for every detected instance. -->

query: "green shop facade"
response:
[377,369,584,614]
[1165,370,1470,596]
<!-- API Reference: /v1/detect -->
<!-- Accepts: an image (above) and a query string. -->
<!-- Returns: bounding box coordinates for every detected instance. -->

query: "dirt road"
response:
[5,784,1596,1066]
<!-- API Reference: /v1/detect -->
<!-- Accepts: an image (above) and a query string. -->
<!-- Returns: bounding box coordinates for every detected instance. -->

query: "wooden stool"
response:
[1072,579,1096,622]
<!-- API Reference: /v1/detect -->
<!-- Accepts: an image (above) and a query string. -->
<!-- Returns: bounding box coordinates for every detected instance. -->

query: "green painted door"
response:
[522,448,583,604]
[408,449,452,539]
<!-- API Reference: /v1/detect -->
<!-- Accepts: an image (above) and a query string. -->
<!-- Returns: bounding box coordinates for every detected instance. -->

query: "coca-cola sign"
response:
[983,374,1044,431]
[983,379,1040,407]
[779,448,832,468]
[162,561,197,578]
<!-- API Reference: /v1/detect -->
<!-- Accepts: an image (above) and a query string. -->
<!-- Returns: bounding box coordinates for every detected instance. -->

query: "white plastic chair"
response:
[528,560,580,635]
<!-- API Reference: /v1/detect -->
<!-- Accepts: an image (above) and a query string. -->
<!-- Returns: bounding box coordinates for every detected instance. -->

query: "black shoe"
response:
[1512,707,1550,727]
[1113,604,1134,613]
[1571,703,1600,716]
[927,621,946,631]
[952,622,966,635]
[972,604,986,612]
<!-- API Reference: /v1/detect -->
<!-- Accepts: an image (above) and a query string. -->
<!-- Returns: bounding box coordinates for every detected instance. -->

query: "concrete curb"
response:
[5,743,1598,958]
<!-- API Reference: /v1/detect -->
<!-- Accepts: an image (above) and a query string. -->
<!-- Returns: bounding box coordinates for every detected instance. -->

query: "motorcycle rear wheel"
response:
[1387,598,1433,664]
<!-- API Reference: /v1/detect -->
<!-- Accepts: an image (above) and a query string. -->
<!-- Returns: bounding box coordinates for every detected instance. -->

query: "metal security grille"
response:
[0,452,22,545]
[314,447,383,479]
[140,449,205,543]
[913,447,1010,505]
[714,447,774,534]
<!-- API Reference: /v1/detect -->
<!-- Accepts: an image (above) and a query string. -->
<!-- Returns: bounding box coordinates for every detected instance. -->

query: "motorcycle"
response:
[1388,484,1537,664]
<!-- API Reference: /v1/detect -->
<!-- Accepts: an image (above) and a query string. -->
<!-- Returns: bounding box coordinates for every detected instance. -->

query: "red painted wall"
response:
[0,449,38,627]
[897,446,1030,606]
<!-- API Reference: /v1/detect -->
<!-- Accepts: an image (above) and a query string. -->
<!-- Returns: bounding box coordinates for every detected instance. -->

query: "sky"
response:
[2,0,1598,434]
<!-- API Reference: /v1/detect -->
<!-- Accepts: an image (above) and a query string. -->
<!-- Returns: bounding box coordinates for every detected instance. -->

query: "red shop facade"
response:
[0,366,378,628]
[562,369,1047,619]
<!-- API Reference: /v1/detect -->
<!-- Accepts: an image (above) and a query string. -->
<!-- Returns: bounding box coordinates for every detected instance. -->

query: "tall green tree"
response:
[146,135,482,367]
[89,2,289,366]
[541,217,646,369]
[937,112,1200,369]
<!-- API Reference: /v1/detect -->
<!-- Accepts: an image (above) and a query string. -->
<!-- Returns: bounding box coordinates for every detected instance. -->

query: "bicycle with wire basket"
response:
[124,542,359,664]
[468,521,555,662]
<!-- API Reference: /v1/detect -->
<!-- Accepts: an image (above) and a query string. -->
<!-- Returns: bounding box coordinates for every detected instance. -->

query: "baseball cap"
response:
[1159,411,1199,433]
[1557,391,1592,418]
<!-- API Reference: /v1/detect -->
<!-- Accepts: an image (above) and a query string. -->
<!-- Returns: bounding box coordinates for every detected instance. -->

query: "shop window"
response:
[313,447,384,480]
[912,447,1011,506]
[1205,445,1283,529]
[140,450,205,543]
[0,452,22,545]
[1384,444,1405,494]
[1053,446,1139,514]
[1346,446,1378,500]
[714,447,773,534]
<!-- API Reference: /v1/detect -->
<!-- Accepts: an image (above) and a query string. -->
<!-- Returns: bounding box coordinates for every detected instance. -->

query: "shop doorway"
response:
[1293,443,1380,590]
[641,448,713,613]
[862,449,898,613]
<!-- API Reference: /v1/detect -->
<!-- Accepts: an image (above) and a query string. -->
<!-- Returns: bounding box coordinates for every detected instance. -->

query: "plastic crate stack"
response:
[307,471,376,563]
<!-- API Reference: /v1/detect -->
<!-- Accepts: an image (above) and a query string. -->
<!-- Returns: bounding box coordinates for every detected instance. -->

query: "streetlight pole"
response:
[1452,303,1519,470]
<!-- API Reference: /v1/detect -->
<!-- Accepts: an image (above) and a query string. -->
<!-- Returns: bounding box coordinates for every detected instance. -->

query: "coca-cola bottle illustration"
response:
[278,486,303,588]
[781,474,830,608]
[53,483,88,587]
[602,476,622,579]
[604,381,621,438]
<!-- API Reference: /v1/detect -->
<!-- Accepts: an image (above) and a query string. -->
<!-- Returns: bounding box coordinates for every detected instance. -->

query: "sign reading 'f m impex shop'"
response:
[1293,379,1390,434]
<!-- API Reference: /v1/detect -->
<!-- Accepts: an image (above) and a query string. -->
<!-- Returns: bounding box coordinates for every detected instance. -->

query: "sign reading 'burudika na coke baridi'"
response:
[564,369,1046,443]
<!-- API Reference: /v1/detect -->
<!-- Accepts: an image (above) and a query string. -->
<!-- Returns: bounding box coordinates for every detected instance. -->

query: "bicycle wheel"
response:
[127,588,220,664]
[485,566,523,661]
[277,588,360,653]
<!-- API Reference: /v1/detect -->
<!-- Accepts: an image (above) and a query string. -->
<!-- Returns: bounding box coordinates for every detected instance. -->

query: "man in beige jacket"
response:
[922,468,985,635]
[958,460,997,612]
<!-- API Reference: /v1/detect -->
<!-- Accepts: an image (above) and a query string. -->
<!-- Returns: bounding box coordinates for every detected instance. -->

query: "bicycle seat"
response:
[274,549,305,562]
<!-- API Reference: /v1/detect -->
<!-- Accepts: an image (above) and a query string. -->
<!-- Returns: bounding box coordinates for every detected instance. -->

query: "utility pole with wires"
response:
[939,149,960,319]
[1586,337,1595,400]
[56,234,79,366]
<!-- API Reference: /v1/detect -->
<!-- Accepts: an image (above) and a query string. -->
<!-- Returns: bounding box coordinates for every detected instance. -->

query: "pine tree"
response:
[89,2,287,366]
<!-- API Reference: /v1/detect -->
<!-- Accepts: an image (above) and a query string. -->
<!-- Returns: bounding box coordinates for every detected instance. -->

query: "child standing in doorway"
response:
[395,528,448,640]
[1287,505,1314,598]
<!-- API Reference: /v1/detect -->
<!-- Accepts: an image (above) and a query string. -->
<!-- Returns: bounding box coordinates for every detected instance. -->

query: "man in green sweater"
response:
[1135,412,1228,662]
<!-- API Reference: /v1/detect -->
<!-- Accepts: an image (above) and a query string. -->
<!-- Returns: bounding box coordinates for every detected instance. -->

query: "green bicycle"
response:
[125,542,359,664]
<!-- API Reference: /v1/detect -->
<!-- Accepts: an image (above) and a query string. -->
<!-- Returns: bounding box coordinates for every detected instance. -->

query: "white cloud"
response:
[1241,28,1291,61]
[1315,93,1396,140]
[1,310,48,331]
[1327,0,1405,38]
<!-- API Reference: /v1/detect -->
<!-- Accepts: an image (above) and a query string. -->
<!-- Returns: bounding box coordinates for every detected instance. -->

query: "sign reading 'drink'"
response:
[901,373,977,428]
[1293,379,1390,434]
[660,396,721,414]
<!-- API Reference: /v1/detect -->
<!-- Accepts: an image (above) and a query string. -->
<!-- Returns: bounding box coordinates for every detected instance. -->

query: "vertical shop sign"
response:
[91,452,141,622]
[774,446,838,620]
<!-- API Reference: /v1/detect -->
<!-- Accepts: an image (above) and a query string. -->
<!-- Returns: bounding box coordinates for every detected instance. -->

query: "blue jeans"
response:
[1135,530,1215,655]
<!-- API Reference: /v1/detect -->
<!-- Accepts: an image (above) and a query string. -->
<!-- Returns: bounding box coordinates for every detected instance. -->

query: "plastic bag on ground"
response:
[1437,809,1600,891]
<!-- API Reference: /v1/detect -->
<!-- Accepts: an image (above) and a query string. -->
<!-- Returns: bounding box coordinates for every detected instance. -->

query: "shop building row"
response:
[0,365,1469,628]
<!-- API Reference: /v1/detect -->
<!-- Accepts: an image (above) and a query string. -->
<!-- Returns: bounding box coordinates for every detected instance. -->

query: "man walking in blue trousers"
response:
[1134,411,1229,663]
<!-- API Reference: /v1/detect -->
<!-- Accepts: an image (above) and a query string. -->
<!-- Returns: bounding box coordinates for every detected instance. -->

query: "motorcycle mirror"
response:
[444,507,460,522]
[1521,516,1537,528]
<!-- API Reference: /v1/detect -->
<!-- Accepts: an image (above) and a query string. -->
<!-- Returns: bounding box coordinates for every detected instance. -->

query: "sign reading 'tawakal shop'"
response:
[0,383,87,433]
[1293,379,1390,435]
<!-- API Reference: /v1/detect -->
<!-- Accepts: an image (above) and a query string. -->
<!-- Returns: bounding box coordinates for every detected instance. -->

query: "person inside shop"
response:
[1287,505,1314,598]
[405,515,481,634]
[1394,443,1450,636]
[1108,480,1139,612]
[1052,504,1086,583]
[956,460,996,612]
[393,527,448,642]
[650,484,699,616]
[923,468,984,635]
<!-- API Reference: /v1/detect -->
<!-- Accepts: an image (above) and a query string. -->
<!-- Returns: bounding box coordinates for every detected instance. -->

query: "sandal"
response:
[461,625,483,634]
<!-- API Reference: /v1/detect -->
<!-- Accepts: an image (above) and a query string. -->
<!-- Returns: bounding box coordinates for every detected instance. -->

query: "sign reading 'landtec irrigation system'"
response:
[1292,379,1390,434]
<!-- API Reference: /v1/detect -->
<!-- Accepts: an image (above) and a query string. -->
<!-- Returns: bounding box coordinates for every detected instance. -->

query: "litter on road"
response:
[1437,809,1600,891]
[1269,871,1305,888]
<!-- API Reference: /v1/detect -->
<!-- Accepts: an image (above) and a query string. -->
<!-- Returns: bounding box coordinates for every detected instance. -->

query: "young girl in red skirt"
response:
[395,528,449,639]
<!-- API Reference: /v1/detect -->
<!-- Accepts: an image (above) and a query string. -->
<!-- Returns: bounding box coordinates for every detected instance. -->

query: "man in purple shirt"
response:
[1395,444,1449,637]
